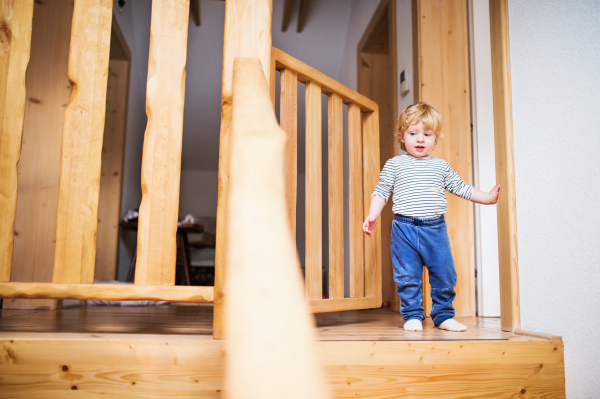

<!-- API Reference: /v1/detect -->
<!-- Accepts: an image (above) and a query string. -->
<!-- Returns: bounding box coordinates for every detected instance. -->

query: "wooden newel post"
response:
[214,0,273,340]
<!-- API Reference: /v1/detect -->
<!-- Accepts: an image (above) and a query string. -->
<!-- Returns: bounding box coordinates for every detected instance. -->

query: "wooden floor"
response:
[0,304,564,398]
[0,304,541,341]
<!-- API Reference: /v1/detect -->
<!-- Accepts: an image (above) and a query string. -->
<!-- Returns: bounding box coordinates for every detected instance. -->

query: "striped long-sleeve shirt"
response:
[372,155,473,219]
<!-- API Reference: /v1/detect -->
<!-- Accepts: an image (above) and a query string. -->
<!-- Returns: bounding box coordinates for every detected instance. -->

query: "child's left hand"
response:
[488,184,500,204]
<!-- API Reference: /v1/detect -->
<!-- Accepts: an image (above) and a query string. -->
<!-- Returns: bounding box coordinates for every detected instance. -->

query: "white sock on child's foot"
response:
[438,319,467,332]
[403,319,423,332]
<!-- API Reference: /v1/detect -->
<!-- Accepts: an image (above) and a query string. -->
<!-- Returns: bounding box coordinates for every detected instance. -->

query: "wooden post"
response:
[0,0,34,282]
[328,93,344,299]
[305,81,322,301]
[134,0,190,286]
[280,68,298,237]
[52,0,113,284]
[489,0,520,332]
[214,0,273,340]
[348,103,365,297]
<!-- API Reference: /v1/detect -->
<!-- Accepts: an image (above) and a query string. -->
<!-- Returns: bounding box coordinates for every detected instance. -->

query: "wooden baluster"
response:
[0,0,34,282]
[348,103,364,297]
[52,0,113,284]
[134,0,190,286]
[305,81,322,300]
[280,68,298,237]
[362,110,381,299]
[328,93,343,299]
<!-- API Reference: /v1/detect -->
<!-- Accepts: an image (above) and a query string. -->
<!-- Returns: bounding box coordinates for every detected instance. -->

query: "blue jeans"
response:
[391,214,457,327]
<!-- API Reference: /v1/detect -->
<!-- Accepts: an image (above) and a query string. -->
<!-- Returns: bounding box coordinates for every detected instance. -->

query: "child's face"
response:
[401,120,436,158]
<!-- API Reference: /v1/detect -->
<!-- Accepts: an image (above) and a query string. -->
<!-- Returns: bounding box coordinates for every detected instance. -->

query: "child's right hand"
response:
[363,215,378,237]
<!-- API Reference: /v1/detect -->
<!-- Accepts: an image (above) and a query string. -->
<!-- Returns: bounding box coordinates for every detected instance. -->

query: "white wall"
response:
[508,1,600,397]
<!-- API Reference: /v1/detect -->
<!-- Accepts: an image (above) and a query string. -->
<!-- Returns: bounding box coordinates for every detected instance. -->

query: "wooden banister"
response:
[53,0,113,284]
[135,0,190,286]
[225,56,329,399]
[0,0,34,282]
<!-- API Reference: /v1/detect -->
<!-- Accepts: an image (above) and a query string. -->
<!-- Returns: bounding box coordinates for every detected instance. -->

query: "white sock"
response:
[403,318,423,332]
[438,318,467,332]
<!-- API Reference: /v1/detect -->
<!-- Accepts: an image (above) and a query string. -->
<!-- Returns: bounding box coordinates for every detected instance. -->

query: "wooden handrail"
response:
[224,56,329,399]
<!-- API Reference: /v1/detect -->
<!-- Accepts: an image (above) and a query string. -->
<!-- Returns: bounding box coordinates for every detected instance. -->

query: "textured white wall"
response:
[508,1,600,397]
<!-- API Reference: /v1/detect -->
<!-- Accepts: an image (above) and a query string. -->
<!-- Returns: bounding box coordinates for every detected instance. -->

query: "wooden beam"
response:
[280,68,298,237]
[489,0,520,332]
[0,0,34,282]
[348,103,364,298]
[281,0,295,32]
[297,0,310,33]
[305,81,322,301]
[214,0,273,340]
[52,0,113,284]
[190,0,200,27]
[0,282,213,302]
[134,0,189,286]
[224,56,329,399]
[328,93,344,299]
[273,47,378,112]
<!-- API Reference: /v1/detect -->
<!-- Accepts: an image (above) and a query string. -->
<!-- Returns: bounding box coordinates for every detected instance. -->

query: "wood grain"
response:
[362,111,382,300]
[414,0,475,317]
[0,282,214,303]
[135,0,189,286]
[0,0,34,282]
[280,68,298,237]
[7,0,74,310]
[214,0,273,340]
[305,81,322,301]
[95,58,129,281]
[224,57,329,399]
[348,103,364,298]
[327,93,344,299]
[52,0,113,284]
[489,0,520,332]
[272,47,377,112]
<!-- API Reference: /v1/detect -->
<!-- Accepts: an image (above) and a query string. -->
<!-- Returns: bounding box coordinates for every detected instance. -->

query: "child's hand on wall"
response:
[363,215,378,237]
[488,184,500,204]
[471,184,501,205]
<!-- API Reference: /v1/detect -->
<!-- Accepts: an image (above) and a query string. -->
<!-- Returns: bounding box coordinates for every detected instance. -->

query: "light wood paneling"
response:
[272,48,377,112]
[347,103,364,298]
[280,68,298,237]
[489,0,520,332]
[305,81,322,301]
[0,0,34,282]
[52,0,113,284]
[0,282,213,303]
[95,59,129,281]
[327,93,344,299]
[214,0,273,340]
[225,57,328,399]
[135,0,189,286]
[7,0,74,310]
[414,0,475,317]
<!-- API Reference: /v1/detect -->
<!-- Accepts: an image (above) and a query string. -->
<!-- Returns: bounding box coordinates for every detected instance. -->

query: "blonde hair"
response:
[397,102,444,151]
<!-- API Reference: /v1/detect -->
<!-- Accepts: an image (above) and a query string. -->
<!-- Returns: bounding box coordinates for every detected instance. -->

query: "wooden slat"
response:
[310,296,381,313]
[134,0,189,286]
[0,0,34,282]
[489,0,520,332]
[328,93,344,299]
[214,0,273,340]
[280,68,298,237]
[348,103,364,298]
[305,81,322,301]
[272,47,378,112]
[52,0,113,284]
[0,282,214,303]
[225,57,329,399]
[362,111,381,300]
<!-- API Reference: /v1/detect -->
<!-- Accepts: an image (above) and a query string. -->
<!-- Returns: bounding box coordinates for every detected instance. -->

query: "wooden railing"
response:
[271,48,382,313]
[224,56,329,399]
[0,0,212,304]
